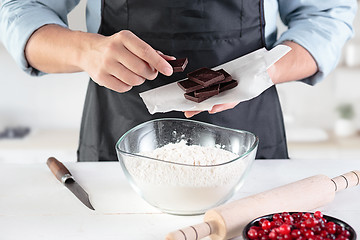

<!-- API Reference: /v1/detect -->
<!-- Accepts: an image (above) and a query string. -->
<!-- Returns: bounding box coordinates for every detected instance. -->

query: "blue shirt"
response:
[0,0,357,85]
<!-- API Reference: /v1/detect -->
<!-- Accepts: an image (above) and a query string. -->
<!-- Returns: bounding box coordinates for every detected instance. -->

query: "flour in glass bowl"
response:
[123,141,250,214]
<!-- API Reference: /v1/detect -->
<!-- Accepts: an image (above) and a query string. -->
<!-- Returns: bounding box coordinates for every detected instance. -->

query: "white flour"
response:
[123,141,250,214]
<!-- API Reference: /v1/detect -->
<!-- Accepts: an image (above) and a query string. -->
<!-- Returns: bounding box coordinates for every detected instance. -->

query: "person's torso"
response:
[78,0,288,161]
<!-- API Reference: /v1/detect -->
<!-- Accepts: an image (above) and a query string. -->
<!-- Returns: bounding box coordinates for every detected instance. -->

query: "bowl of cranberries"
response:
[243,211,356,240]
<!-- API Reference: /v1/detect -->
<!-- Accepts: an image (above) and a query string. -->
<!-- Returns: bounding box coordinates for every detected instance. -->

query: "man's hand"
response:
[81,30,175,92]
[25,26,175,93]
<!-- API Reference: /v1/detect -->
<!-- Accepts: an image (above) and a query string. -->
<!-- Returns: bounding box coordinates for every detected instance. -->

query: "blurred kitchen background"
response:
[0,1,359,163]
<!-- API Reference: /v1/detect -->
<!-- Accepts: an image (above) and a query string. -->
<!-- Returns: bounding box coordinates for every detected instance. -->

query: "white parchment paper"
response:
[140,45,291,114]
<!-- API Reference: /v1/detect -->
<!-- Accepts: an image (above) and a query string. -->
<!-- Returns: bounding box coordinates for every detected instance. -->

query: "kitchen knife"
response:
[47,157,95,210]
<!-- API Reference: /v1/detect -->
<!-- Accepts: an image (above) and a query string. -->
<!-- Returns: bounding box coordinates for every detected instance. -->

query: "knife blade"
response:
[47,157,95,210]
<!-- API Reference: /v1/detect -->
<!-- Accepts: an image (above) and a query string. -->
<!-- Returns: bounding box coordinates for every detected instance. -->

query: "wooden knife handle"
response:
[47,157,73,184]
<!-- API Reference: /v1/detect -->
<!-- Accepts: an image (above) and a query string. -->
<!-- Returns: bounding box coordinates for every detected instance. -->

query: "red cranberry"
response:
[303,213,312,219]
[273,214,282,221]
[326,222,337,234]
[336,225,345,234]
[278,224,291,235]
[314,211,323,219]
[291,229,301,238]
[247,228,258,239]
[300,222,307,229]
[274,220,284,228]
[336,236,348,240]
[305,218,317,228]
[317,218,326,229]
[269,230,277,239]
[251,226,262,231]
[281,212,290,217]
[261,235,269,240]
[259,218,267,225]
[304,230,315,238]
[319,230,328,238]
[283,215,294,224]
[283,234,291,240]
[270,221,276,228]
[262,219,272,230]
[311,225,322,234]
[258,230,265,238]
[341,230,351,238]
[300,227,307,235]
[328,234,337,240]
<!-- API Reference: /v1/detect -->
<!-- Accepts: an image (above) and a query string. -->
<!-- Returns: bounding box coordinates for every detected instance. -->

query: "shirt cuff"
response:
[2,8,68,76]
[275,18,353,86]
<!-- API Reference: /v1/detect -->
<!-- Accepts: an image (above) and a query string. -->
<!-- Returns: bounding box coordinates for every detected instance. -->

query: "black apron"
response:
[77,0,289,161]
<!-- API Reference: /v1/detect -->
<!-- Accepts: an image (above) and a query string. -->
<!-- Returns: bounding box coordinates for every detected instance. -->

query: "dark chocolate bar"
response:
[219,80,238,93]
[194,84,219,98]
[177,79,204,93]
[184,91,212,103]
[216,69,232,83]
[167,58,188,72]
[187,67,225,87]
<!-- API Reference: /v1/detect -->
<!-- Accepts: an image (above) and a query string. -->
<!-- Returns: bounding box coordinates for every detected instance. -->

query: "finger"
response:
[209,102,239,114]
[98,74,133,93]
[117,45,158,80]
[156,50,176,61]
[107,60,146,86]
[119,31,173,76]
[184,111,202,118]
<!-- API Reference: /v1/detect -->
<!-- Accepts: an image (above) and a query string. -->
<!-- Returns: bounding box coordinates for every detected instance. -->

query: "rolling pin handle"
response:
[166,222,212,240]
[331,170,360,192]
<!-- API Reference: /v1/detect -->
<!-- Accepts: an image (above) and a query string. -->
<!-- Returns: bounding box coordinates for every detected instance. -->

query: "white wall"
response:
[0,1,359,132]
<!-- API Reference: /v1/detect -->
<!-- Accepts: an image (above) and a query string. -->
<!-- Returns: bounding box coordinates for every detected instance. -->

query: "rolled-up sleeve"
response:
[276,0,357,85]
[0,0,80,76]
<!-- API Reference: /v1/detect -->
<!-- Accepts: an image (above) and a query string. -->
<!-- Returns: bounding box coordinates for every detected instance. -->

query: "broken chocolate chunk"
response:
[216,69,232,83]
[167,58,188,72]
[177,79,204,93]
[219,80,238,93]
[178,64,237,103]
[184,91,213,103]
[187,67,225,87]
[194,84,220,98]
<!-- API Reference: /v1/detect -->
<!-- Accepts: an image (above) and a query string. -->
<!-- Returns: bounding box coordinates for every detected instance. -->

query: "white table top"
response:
[0,159,359,240]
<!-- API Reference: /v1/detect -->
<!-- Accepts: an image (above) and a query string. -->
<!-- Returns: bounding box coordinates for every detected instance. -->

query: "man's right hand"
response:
[25,25,174,93]
[80,30,174,92]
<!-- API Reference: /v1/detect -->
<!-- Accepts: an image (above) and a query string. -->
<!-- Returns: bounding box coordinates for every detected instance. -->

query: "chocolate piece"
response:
[219,80,238,93]
[187,67,225,87]
[177,79,204,93]
[216,69,232,83]
[168,58,188,72]
[184,91,213,103]
[194,84,220,98]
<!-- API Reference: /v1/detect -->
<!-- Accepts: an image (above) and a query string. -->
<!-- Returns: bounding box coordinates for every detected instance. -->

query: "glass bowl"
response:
[116,118,258,215]
[243,212,357,240]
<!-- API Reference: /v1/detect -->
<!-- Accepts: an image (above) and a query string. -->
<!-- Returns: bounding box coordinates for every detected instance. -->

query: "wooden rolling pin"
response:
[166,170,360,240]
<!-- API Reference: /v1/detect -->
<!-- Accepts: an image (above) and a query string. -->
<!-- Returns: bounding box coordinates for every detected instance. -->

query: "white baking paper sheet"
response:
[139,45,291,114]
